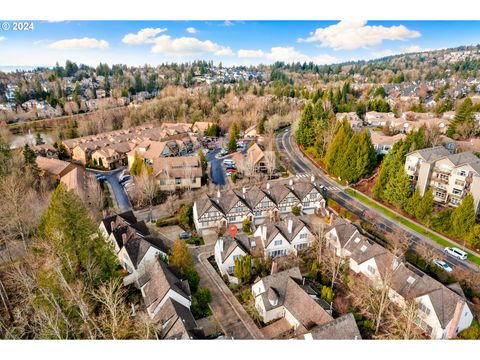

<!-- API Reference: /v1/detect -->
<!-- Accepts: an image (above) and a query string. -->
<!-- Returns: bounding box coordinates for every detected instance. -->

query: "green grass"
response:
[345,188,480,266]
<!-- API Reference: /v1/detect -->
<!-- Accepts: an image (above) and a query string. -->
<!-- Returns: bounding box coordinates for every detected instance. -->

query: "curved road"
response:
[277,128,479,274]
[206,148,227,186]
[86,167,132,212]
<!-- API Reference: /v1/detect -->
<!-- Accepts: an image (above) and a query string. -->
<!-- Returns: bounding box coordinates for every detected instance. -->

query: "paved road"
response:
[87,167,132,212]
[190,246,264,339]
[206,148,227,186]
[277,128,480,273]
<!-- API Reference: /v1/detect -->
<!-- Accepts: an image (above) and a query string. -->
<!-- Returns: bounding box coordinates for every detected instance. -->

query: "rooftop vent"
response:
[360,245,367,252]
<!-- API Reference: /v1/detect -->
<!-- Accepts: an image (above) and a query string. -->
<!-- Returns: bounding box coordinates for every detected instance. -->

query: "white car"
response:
[433,260,453,273]
[444,247,468,261]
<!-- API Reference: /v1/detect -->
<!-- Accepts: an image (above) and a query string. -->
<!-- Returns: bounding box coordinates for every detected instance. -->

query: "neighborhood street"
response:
[87,168,132,212]
[190,245,264,339]
[206,148,227,186]
[277,128,480,273]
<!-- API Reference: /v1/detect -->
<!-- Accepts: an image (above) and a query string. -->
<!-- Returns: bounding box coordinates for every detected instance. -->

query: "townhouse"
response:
[370,131,406,155]
[193,179,326,235]
[325,218,473,339]
[404,146,480,211]
[365,111,396,126]
[152,156,202,191]
[99,211,169,285]
[336,112,364,130]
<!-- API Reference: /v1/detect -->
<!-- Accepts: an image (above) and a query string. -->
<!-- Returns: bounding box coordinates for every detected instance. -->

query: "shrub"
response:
[191,288,212,319]
[291,205,301,216]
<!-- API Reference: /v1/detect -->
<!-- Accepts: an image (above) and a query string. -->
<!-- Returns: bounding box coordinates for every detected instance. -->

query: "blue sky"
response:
[1,20,480,67]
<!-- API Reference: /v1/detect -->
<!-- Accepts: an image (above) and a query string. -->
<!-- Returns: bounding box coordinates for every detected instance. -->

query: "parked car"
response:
[433,259,453,273]
[179,231,192,240]
[95,173,104,179]
[119,175,131,184]
[220,149,229,156]
[223,159,235,166]
[444,247,468,260]
[96,175,106,181]
[226,168,237,174]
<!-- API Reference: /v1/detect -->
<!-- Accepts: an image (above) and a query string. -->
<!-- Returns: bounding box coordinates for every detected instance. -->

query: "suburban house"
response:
[91,142,133,169]
[99,211,169,285]
[301,313,361,340]
[232,143,273,174]
[155,298,202,340]
[404,146,480,211]
[252,267,333,336]
[193,179,326,235]
[325,218,474,339]
[192,121,214,135]
[35,156,76,180]
[253,217,316,259]
[139,260,192,319]
[32,144,59,158]
[365,111,396,126]
[214,232,257,283]
[242,124,259,138]
[152,156,202,191]
[336,112,363,130]
[370,131,406,155]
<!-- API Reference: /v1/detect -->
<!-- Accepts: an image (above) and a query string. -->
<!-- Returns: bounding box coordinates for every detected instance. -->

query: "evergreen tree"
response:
[451,194,476,238]
[35,133,45,145]
[324,120,351,176]
[354,130,377,180]
[257,115,267,135]
[234,255,252,284]
[295,103,316,147]
[198,150,208,172]
[38,184,118,281]
[416,189,434,222]
[383,167,412,208]
[23,144,36,165]
[404,188,422,217]
[448,97,474,138]
[130,152,143,176]
[227,123,238,153]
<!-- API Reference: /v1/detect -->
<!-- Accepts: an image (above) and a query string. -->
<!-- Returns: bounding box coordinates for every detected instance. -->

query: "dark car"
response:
[179,231,192,240]
[96,175,107,181]
[119,175,131,184]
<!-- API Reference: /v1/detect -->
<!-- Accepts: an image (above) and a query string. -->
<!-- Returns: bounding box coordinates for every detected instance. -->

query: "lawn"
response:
[345,188,480,266]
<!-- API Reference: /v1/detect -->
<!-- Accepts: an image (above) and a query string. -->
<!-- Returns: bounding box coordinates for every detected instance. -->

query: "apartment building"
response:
[405,146,480,211]
[193,179,326,235]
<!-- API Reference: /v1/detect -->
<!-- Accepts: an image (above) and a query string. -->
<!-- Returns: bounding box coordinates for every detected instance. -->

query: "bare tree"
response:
[136,166,158,222]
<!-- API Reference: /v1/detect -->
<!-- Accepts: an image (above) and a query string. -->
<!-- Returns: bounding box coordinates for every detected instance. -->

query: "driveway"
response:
[87,168,132,212]
[190,246,264,339]
[206,148,227,186]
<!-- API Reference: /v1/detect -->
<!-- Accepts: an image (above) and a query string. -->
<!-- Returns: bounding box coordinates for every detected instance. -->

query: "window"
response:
[228,216,235,222]
[269,249,286,258]
[309,193,317,199]
[175,177,182,185]
[450,198,460,205]
[274,239,282,246]
[439,174,449,181]
[418,302,431,315]
[254,211,261,216]
[228,266,234,274]
[367,265,376,274]
[457,170,467,177]
[233,255,242,261]
[360,245,368,252]
[434,191,445,198]
[452,188,462,195]
[299,233,308,239]
[294,243,308,250]
[302,201,310,207]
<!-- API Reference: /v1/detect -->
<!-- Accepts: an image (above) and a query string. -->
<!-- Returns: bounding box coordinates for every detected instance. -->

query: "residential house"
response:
[404,146,480,211]
[192,121,214,135]
[370,131,406,155]
[301,313,361,340]
[152,156,202,191]
[32,144,58,158]
[252,267,333,335]
[365,111,396,126]
[214,232,258,283]
[35,156,76,180]
[325,218,474,339]
[155,298,202,339]
[336,112,363,130]
[193,179,326,235]
[99,211,169,285]
[253,217,316,259]
[139,260,192,319]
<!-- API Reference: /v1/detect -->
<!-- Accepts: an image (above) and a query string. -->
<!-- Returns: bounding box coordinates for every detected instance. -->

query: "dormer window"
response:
[360,245,367,252]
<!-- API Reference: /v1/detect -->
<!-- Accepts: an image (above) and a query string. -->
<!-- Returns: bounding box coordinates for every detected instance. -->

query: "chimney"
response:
[242,187,247,194]
[110,221,116,232]
[288,219,293,234]
[289,179,293,186]
[217,190,221,198]
[266,182,270,190]
[261,225,267,242]
[122,232,128,245]
[270,261,279,275]
[311,175,315,183]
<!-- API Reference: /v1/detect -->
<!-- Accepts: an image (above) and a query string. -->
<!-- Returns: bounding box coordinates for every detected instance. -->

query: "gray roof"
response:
[155,298,200,340]
[255,267,302,312]
[308,313,362,340]
[218,232,255,263]
[407,146,451,163]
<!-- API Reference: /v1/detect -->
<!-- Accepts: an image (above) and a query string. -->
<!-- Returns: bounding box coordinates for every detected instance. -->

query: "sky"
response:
[1,20,480,69]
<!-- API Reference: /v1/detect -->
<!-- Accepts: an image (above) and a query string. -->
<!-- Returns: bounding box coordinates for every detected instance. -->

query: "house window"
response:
[274,240,282,246]
[367,265,376,274]
[457,170,467,177]
[228,266,234,274]
[255,211,261,216]
[175,177,182,185]
[294,243,308,250]
[228,216,235,222]
[299,233,308,239]
[450,198,460,205]
[233,255,242,261]
[309,193,317,199]
[439,174,449,181]
[434,191,445,198]
[418,302,431,315]
[452,188,462,195]
[269,249,286,258]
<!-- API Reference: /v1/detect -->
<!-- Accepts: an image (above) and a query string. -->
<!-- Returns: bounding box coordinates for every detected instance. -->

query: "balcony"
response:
[433,175,449,184]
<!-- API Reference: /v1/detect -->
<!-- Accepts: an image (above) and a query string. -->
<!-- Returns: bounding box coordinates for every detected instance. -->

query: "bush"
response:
[321,286,334,303]
[291,205,301,216]
[191,288,212,319]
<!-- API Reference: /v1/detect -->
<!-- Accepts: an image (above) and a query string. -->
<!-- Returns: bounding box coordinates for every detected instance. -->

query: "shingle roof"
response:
[35,156,74,176]
[218,233,254,263]
[407,146,451,163]
[307,313,362,340]
[154,298,200,340]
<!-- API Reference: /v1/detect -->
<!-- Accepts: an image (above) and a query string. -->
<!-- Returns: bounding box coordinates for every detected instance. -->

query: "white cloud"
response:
[237,46,336,64]
[122,28,167,44]
[186,27,198,34]
[299,20,421,50]
[48,37,109,50]
[0,36,5,42]
[151,35,233,56]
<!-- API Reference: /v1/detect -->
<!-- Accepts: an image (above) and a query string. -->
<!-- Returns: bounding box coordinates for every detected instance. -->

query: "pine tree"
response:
[354,130,377,180]
[324,120,351,175]
[23,144,36,165]
[448,97,474,138]
[451,194,476,238]
[130,152,143,176]
[404,188,422,217]
[35,133,45,145]
[416,189,434,222]
[383,167,412,208]
[198,149,208,171]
